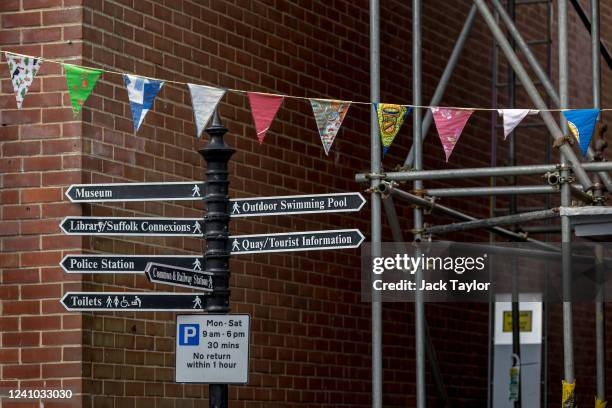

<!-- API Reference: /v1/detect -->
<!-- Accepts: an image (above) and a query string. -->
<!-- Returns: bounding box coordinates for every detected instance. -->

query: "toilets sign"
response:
[176,314,250,383]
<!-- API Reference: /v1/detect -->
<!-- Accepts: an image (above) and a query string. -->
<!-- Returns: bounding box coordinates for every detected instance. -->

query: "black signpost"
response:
[145,262,214,291]
[60,292,208,311]
[57,110,366,408]
[201,110,234,408]
[65,182,205,202]
[61,254,204,273]
[60,217,203,236]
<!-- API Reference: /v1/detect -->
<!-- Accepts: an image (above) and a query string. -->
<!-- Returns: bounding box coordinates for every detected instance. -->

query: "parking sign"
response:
[179,324,200,345]
[175,314,250,383]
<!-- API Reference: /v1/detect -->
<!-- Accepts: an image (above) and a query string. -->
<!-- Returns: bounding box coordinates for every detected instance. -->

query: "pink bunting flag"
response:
[431,107,474,161]
[247,92,284,144]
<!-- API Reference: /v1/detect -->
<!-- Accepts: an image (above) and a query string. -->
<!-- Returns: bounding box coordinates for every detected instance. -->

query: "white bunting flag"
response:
[6,52,42,109]
[498,109,539,139]
[187,84,226,138]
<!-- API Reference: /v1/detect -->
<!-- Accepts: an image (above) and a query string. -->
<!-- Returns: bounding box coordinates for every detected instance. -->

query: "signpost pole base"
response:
[209,385,228,408]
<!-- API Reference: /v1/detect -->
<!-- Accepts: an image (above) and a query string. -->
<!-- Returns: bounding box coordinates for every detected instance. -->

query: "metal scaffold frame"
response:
[361,1,609,406]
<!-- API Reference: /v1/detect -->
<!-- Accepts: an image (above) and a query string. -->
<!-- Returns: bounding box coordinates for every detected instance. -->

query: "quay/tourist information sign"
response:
[229,192,365,217]
[229,229,365,254]
[145,262,214,291]
[60,217,203,236]
[176,314,250,383]
[60,254,204,274]
[61,292,208,311]
[65,182,205,202]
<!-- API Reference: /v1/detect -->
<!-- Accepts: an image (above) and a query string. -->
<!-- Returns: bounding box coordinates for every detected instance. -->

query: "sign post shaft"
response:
[201,109,234,408]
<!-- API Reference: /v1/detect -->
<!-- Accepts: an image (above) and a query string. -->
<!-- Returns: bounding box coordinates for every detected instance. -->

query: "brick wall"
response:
[1,0,611,407]
[1,1,84,408]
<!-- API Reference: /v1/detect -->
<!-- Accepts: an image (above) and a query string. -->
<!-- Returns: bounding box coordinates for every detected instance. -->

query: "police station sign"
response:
[175,314,250,384]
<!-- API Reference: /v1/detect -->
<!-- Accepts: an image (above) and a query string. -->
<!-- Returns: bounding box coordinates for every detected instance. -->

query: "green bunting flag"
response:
[64,63,103,114]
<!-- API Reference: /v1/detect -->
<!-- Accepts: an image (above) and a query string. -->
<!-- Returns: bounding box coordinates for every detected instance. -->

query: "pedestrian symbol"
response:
[192,258,202,271]
[193,221,202,234]
[192,184,201,197]
[192,296,203,309]
[232,202,240,214]
[232,239,241,252]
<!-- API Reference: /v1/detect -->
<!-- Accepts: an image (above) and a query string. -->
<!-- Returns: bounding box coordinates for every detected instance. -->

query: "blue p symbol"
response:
[179,324,200,345]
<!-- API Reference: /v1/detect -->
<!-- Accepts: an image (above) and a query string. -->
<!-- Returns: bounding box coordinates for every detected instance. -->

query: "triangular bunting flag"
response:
[123,74,164,132]
[431,107,474,161]
[188,84,226,138]
[64,63,102,114]
[247,92,284,144]
[562,108,601,155]
[498,109,539,140]
[310,99,350,155]
[6,53,42,109]
[375,103,411,155]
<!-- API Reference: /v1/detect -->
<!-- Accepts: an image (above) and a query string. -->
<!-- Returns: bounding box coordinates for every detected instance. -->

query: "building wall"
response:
[1,1,85,408]
[1,0,611,407]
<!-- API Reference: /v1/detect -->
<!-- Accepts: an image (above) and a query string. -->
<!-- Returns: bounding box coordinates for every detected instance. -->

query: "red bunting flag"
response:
[247,92,284,144]
[431,107,474,161]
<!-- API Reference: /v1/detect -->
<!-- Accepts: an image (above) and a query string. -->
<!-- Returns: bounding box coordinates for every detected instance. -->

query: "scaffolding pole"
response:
[381,197,450,408]
[491,0,612,192]
[426,208,559,235]
[425,185,558,197]
[356,161,612,183]
[559,2,576,404]
[592,0,606,403]
[381,182,559,252]
[412,1,426,406]
[369,1,382,407]
[403,4,478,169]
[491,0,559,105]
[473,0,592,191]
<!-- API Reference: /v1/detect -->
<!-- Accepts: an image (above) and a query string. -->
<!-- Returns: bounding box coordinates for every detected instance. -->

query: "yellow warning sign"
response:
[502,311,533,332]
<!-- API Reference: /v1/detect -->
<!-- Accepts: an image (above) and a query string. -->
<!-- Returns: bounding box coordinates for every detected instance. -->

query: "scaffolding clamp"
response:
[543,171,561,187]
[363,172,387,181]
[552,134,575,149]
[423,196,436,214]
[410,227,426,236]
[394,164,413,172]
[558,174,576,185]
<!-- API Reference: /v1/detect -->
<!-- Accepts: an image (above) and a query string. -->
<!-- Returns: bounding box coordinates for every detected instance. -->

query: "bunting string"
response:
[2,50,609,160]
[4,51,610,112]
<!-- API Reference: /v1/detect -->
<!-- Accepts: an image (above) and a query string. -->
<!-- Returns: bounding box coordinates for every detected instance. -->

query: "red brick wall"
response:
[1,0,611,407]
[1,1,84,408]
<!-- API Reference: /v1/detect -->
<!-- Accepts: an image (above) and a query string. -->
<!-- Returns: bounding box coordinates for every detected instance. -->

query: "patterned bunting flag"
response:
[65,63,102,114]
[310,99,351,155]
[431,107,474,161]
[375,103,411,154]
[123,74,164,132]
[6,53,42,109]
[498,109,539,140]
[562,108,601,155]
[188,84,226,138]
[247,92,284,144]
